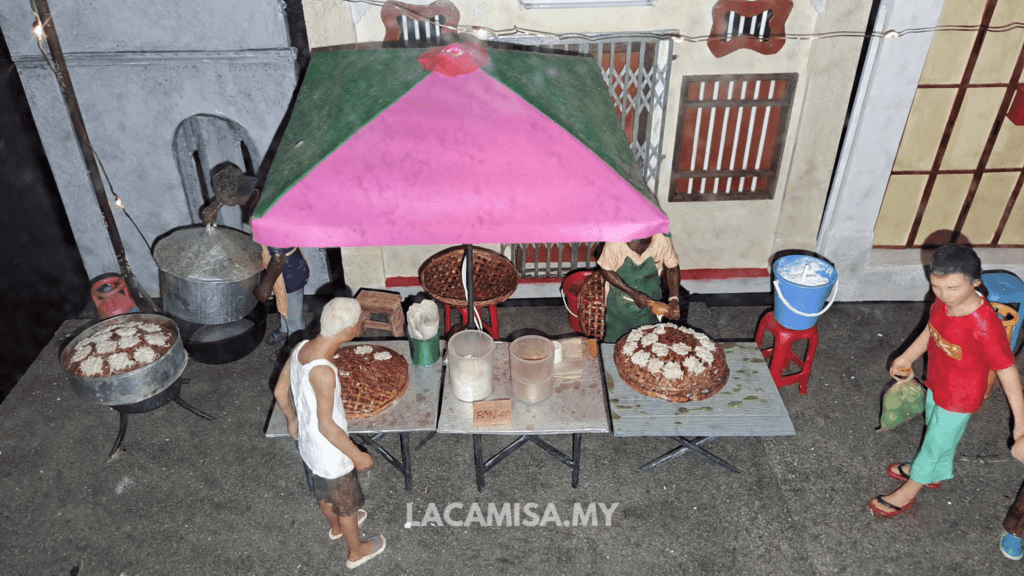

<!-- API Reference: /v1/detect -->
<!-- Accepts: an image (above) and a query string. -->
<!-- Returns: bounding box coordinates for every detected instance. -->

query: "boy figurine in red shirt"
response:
[869,244,1024,518]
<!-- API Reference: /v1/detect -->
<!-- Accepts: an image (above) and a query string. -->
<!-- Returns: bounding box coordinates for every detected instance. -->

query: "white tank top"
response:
[289,341,354,478]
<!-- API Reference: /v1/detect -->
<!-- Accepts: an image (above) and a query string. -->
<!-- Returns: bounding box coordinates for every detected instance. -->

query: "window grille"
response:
[492,33,673,277]
[726,9,773,41]
[396,15,447,45]
[498,242,602,279]
[381,1,460,47]
[669,73,796,202]
[707,0,792,58]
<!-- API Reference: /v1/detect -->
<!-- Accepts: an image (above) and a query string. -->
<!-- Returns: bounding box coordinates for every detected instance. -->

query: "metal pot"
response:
[60,314,188,406]
[153,225,263,325]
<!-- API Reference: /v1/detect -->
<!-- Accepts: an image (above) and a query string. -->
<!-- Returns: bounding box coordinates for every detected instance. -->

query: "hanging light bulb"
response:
[883,30,900,39]
[33,19,43,39]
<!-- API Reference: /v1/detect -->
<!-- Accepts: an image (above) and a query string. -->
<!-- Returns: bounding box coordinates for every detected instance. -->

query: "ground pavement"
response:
[2,299,1024,575]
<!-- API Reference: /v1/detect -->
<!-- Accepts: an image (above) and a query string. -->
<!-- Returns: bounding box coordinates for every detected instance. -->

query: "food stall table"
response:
[266,340,443,490]
[437,338,609,491]
[600,341,794,473]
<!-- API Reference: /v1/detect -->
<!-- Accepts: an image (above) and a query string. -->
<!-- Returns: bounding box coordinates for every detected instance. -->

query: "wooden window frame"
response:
[669,73,797,202]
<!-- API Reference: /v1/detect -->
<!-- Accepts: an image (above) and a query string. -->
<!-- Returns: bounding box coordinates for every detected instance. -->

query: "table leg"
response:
[415,431,436,451]
[355,432,415,491]
[400,432,412,491]
[473,434,486,492]
[640,436,740,474]
[572,433,582,488]
[473,434,583,491]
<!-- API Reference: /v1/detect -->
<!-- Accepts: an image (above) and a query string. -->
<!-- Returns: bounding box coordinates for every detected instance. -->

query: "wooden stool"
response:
[755,311,819,395]
[356,290,405,337]
[444,304,500,339]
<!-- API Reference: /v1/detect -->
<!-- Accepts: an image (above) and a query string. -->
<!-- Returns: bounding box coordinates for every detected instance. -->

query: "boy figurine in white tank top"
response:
[274,298,387,569]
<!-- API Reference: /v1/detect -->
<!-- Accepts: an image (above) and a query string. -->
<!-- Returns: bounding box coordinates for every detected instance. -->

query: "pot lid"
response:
[153,225,263,282]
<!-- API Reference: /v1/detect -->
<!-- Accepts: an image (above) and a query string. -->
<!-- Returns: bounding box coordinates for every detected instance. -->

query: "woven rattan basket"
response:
[418,246,519,307]
[576,270,606,340]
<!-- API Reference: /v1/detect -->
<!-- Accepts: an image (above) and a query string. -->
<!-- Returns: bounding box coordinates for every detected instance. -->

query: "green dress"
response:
[603,256,662,343]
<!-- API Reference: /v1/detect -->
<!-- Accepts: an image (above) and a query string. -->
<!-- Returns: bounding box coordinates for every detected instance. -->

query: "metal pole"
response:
[33,0,137,288]
[465,244,477,329]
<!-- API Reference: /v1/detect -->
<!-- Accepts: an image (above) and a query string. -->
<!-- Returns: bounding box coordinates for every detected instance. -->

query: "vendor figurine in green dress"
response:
[597,233,682,343]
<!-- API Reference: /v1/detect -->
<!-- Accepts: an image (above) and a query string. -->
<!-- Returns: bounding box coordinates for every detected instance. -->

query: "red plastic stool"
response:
[755,311,819,394]
[444,304,500,340]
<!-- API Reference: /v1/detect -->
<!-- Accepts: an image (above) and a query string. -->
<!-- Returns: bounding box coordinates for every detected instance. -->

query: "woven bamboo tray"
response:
[418,246,519,307]
[576,269,606,340]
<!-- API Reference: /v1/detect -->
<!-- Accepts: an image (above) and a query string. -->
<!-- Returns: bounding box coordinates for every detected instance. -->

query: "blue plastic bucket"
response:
[772,255,838,330]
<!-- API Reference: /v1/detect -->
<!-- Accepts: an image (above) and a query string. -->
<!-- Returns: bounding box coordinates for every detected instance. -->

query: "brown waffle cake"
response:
[63,318,177,378]
[332,344,410,419]
[613,323,729,403]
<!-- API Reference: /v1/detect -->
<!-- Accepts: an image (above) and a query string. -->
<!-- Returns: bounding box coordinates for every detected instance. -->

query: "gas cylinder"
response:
[91,276,138,318]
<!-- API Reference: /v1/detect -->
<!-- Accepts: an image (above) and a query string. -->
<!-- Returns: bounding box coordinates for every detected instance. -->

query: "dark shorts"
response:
[303,464,365,517]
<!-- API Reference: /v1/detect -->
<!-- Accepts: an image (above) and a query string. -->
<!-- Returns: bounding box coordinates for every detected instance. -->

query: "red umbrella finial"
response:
[418,42,488,77]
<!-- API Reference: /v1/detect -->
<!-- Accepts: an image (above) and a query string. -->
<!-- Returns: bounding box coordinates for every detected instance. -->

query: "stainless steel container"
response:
[153,225,263,325]
[60,314,188,406]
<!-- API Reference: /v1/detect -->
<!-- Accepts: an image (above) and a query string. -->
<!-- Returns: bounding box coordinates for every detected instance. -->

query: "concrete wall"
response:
[302,0,872,297]
[1,0,329,297]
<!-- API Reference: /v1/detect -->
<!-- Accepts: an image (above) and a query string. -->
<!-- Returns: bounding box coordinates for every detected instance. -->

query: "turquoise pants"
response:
[909,389,971,485]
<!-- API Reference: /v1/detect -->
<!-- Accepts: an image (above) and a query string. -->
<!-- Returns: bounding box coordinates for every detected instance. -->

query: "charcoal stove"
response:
[59,314,215,458]
[107,376,213,458]
[168,302,267,364]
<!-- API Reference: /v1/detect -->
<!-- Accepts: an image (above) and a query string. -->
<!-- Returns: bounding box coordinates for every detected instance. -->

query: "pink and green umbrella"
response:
[251,42,668,249]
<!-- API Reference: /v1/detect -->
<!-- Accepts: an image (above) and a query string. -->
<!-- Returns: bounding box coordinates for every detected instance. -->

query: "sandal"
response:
[329,509,368,540]
[887,463,941,489]
[869,495,915,518]
[346,534,386,569]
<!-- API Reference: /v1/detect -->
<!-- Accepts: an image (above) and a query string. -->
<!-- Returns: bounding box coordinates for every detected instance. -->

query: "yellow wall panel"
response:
[914,174,973,244]
[1000,194,1024,245]
[973,28,1024,84]
[874,175,928,246]
[893,89,956,171]
[919,0,987,85]
[961,172,1017,243]
[941,88,1005,170]
[989,120,1024,168]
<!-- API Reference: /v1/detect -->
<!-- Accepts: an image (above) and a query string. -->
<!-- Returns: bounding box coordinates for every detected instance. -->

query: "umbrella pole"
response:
[465,244,477,330]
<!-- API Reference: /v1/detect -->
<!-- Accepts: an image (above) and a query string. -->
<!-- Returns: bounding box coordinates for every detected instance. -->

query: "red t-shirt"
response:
[927,296,1015,413]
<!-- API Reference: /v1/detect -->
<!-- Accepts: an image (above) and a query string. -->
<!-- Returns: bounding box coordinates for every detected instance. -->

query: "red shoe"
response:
[869,495,915,518]
[887,462,941,489]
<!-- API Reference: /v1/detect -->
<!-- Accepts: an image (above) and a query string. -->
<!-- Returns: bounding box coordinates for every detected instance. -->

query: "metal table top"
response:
[601,341,795,438]
[437,338,610,435]
[265,340,444,437]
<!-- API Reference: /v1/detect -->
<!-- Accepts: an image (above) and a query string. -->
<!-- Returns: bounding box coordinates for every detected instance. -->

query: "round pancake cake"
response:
[63,318,177,378]
[332,344,410,419]
[613,323,729,403]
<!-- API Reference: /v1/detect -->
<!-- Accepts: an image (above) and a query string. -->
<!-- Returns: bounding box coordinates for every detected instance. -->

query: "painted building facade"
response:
[3,0,1022,303]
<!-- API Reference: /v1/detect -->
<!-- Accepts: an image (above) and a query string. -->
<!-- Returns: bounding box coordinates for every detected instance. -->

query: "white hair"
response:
[320,298,361,337]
